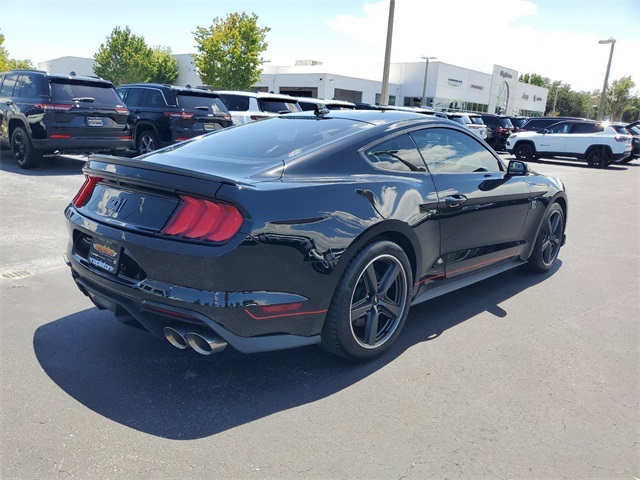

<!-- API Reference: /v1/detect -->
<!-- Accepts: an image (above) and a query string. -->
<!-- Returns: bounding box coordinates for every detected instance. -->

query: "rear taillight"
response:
[50,134,72,139]
[614,135,629,142]
[72,176,102,208]
[497,127,507,133]
[164,112,194,120]
[34,103,73,111]
[115,107,130,115]
[162,196,243,242]
[250,115,269,121]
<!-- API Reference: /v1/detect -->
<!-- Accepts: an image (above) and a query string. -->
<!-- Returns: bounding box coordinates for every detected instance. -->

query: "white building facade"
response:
[39,56,548,116]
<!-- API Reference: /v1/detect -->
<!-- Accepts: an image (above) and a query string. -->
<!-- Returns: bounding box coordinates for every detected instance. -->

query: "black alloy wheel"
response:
[526,203,564,273]
[586,148,610,168]
[11,126,42,169]
[321,240,412,361]
[137,131,159,155]
[514,142,535,162]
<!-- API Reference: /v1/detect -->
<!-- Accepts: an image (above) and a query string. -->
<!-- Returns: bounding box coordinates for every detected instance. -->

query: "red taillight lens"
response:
[50,134,72,139]
[497,127,507,133]
[34,103,73,111]
[162,196,243,242]
[164,111,194,120]
[250,115,269,121]
[72,176,102,208]
[115,107,129,115]
[614,135,629,142]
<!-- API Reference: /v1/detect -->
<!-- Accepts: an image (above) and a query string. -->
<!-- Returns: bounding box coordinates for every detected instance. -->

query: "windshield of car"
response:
[177,92,227,114]
[258,99,301,114]
[49,80,122,105]
[165,116,372,160]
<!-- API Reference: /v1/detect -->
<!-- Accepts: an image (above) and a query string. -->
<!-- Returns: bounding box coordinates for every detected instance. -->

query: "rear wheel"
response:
[586,148,609,168]
[526,203,564,273]
[514,142,535,162]
[11,126,42,169]
[137,131,159,155]
[321,240,412,361]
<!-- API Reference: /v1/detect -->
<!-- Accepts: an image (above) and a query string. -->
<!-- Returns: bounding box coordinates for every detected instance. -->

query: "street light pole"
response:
[552,83,563,115]
[380,0,395,105]
[596,37,616,121]
[421,56,436,107]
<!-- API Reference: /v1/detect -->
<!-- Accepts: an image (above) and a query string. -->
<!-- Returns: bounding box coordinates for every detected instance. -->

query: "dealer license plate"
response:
[88,238,121,274]
[87,117,105,127]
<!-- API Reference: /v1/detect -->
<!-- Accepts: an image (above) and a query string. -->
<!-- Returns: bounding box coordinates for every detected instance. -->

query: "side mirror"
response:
[507,160,529,175]
[540,129,548,134]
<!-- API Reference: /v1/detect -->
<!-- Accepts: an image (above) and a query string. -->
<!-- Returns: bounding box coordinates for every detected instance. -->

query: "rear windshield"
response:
[610,125,629,135]
[258,99,300,114]
[448,116,466,126]
[499,118,514,128]
[469,116,484,125]
[177,92,228,114]
[168,116,371,160]
[49,80,122,105]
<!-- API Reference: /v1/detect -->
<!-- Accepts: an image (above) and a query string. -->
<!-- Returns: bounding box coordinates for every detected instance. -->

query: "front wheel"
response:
[11,126,42,169]
[526,203,565,273]
[586,148,609,168]
[321,240,412,361]
[514,142,535,162]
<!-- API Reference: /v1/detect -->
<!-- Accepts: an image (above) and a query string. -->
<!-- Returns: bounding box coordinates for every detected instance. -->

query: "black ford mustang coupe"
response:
[65,110,567,361]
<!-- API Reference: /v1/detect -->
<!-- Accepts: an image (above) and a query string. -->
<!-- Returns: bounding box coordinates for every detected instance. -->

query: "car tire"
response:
[526,203,564,273]
[11,126,42,169]
[137,131,159,155]
[320,240,412,361]
[514,142,536,162]
[586,148,610,168]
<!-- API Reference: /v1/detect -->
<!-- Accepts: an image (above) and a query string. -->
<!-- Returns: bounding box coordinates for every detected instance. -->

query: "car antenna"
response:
[314,104,330,117]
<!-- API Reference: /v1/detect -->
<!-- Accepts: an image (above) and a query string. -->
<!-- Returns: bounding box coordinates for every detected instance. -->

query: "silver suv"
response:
[216,91,301,124]
[507,120,632,168]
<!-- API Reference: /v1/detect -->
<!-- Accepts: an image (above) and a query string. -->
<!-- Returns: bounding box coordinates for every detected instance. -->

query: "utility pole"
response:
[596,38,616,121]
[380,0,395,105]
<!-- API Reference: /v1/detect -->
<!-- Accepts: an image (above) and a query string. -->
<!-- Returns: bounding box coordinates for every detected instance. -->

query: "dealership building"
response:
[40,55,549,116]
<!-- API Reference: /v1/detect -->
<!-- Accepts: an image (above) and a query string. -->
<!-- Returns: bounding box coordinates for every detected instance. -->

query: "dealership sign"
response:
[448,78,463,87]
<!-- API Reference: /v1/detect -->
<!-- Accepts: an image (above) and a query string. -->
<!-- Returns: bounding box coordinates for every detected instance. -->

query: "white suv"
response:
[446,113,487,140]
[507,120,632,168]
[215,91,301,124]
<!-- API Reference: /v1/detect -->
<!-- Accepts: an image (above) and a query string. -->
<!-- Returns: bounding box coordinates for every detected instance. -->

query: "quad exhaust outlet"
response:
[163,326,227,355]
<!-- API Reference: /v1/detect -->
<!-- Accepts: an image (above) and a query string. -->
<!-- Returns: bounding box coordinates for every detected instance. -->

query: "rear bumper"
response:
[32,137,133,154]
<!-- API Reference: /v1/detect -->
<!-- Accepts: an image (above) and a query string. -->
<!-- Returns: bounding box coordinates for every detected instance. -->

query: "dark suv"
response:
[0,70,132,168]
[480,114,514,150]
[116,84,232,154]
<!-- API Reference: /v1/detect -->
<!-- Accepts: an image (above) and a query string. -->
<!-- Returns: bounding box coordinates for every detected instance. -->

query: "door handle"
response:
[444,195,467,207]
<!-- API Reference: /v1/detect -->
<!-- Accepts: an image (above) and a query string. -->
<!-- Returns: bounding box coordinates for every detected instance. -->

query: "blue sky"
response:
[1,0,638,92]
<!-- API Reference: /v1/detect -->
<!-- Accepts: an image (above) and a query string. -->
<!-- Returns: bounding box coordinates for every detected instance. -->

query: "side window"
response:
[410,128,503,173]
[116,87,128,102]
[570,123,597,134]
[140,89,166,108]
[0,74,19,97]
[123,88,143,107]
[364,134,426,172]
[547,122,571,133]
[14,75,38,98]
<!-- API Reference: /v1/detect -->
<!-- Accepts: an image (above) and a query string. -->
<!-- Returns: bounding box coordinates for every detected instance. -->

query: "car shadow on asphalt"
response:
[0,150,137,176]
[33,263,560,440]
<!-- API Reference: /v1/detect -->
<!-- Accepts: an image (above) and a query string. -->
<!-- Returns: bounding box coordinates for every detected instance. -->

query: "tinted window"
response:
[448,116,467,126]
[298,101,317,111]
[570,123,598,134]
[410,128,502,173]
[499,117,514,128]
[609,125,628,135]
[140,89,167,108]
[258,99,300,114]
[0,74,18,96]
[482,116,498,127]
[14,75,39,98]
[172,116,372,160]
[547,122,572,133]
[365,134,426,172]
[177,92,227,114]
[218,94,250,111]
[50,80,122,104]
[123,88,143,107]
[469,116,485,125]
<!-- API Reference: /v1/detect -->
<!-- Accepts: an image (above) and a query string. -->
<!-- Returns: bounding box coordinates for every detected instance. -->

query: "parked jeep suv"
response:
[507,120,632,168]
[216,91,301,124]
[116,83,232,154]
[480,114,514,150]
[0,70,132,168]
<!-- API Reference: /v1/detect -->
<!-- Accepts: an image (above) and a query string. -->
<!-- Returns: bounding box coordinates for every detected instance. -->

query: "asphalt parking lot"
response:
[1,149,638,479]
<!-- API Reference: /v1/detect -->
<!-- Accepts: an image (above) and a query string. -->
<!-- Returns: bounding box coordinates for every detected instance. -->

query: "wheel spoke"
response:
[351,297,373,320]
[363,263,378,297]
[378,298,402,319]
[377,262,401,297]
[363,309,379,346]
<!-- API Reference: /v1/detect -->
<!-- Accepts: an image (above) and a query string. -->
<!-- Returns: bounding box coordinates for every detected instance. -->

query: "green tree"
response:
[150,46,179,84]
[1,31,34,71]
[518,73,548,87]
[193,12,270,89]
[93,26,154,85]
[606,76,635,121]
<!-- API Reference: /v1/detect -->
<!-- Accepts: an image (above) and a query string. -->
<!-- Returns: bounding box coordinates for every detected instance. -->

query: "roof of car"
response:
[215,90,299,101]
[118,83,217,94]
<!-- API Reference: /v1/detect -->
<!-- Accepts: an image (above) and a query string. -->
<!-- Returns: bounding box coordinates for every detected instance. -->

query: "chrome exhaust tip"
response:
[163,326,189,350]
[186,332,227,355]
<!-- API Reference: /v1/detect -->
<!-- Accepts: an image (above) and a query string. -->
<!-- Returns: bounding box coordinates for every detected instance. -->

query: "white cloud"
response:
[320,0,639,93]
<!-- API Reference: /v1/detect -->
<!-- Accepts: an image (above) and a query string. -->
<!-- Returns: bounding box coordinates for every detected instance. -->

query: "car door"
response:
[565,122,599,155]
[409,127,532,280]
[0,74,19,145]
[537,121,571,154]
